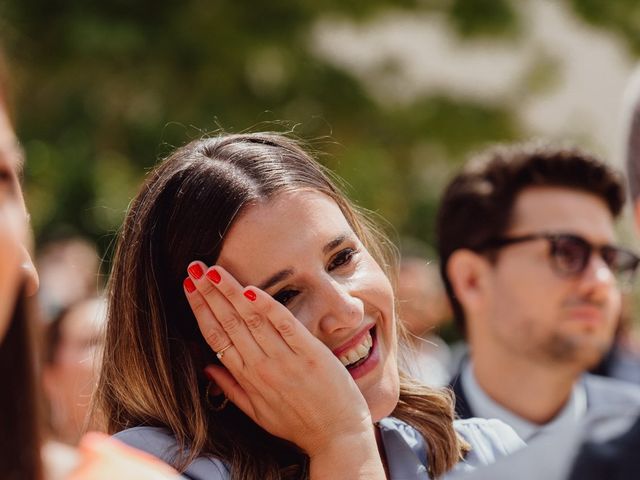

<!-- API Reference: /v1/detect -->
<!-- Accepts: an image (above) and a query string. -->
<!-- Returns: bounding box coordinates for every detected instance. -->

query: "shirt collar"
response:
[377,417,430,479]
[461,362,587,442]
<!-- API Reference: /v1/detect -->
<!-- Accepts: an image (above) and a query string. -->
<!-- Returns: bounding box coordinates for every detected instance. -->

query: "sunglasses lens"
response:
[603,247,640,278]
[551,236,589,275]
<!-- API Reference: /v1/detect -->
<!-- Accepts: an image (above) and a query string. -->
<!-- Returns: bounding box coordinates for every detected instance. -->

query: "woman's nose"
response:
[317,279,364,334]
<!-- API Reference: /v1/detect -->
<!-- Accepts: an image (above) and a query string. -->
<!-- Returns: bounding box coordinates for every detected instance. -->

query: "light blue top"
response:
[115,417,524,479]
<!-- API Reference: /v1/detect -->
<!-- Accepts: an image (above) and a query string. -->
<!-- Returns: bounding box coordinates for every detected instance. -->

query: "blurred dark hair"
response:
[437,142,625,334]
[0,286,43,480]
[94,132,467,479]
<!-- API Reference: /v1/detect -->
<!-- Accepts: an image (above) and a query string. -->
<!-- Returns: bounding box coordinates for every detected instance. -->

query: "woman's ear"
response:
[446,249,490,318]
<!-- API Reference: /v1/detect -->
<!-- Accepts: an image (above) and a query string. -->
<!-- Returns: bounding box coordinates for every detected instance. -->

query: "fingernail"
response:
[188,263,204,279]
[244,290,257,301]
[184,277,196,293]
[206,268,221,284]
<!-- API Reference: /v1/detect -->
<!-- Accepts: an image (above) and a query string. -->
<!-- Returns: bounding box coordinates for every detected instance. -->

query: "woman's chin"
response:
[364,373,401,423]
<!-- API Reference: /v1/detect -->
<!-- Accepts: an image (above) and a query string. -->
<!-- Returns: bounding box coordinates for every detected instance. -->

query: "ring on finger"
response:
[216,344,234,360]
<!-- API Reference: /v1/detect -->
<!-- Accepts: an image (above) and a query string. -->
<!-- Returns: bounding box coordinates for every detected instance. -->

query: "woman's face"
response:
[43,297,106,444]
[0,103,37,341]
[217,190,400,421]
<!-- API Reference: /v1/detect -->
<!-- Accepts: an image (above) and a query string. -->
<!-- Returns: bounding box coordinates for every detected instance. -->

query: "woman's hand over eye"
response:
[183,262,375,457]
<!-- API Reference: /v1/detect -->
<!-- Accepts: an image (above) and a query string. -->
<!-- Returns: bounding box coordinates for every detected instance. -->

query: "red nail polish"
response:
[207,268,221,284]
[244,290,257,301]
[184,277,196,293]
[188,263,204,279]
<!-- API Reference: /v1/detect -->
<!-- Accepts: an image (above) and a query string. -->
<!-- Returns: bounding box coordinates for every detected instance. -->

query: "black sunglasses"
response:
[480,232,640,281]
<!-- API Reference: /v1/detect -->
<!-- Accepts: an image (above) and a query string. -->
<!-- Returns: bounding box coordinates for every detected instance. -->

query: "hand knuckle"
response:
[244,312,263,329]
[258,299,274,315]
[275,319,296,337]
[198,281,216,296]
[204,328,225,349]
[217,282,235,298]
[192,301,209,317]
[219,312,241,333]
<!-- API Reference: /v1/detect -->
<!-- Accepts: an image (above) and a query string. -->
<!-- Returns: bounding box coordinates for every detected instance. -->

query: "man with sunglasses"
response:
[437,142,640,447]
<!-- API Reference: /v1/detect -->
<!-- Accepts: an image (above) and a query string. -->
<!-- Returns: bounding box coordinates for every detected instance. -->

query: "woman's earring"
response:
[206,381,229,412]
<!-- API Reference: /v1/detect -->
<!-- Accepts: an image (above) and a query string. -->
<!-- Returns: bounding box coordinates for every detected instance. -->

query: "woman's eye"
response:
[273,289,299,306]
[329,248,357,271]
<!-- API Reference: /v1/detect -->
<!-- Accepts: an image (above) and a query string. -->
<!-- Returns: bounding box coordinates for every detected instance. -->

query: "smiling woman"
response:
[95,132,524,480]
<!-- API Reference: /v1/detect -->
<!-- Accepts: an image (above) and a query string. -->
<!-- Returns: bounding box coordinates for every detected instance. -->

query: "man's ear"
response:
[447,249,491,315]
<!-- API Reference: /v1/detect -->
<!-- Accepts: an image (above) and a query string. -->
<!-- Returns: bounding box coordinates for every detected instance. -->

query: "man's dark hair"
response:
[436,142,625,334]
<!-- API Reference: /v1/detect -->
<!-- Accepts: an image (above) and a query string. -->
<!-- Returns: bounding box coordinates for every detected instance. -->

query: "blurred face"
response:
[0,102,36,341]
[218,190,399,421]
[482,187,621,369]
[397,259,451,336]
[43,298,106,444]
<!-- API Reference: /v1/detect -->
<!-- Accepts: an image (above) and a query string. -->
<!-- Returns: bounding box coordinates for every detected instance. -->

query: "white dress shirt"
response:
[461,362,587,443]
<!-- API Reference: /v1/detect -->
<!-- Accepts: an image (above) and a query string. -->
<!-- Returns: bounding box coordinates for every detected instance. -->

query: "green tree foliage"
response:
[0,0,635,259]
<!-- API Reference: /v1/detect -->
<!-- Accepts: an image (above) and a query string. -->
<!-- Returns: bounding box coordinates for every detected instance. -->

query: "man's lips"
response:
[565,304,606,322]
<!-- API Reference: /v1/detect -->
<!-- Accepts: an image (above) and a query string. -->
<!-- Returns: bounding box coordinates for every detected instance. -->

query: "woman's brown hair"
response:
[94,132,467,479]
[0,287,43,480]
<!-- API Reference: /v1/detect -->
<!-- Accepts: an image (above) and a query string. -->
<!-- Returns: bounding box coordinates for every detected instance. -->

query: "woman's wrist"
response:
[308,426,386,480]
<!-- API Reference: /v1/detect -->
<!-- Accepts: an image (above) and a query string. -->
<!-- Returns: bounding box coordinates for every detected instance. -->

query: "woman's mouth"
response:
[334,326,380,380]
[338,329,373,369]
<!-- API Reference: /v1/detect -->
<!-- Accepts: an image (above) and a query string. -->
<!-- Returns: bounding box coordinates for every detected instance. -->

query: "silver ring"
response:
[216,344,234,360]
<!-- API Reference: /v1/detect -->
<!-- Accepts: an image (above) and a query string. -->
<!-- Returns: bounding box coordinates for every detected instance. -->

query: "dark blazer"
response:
[448,368,640,420]
[568,416,640,480]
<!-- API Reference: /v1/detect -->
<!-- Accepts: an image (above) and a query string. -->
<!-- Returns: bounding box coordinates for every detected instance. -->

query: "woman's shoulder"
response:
[114,426,230,480]
[452,417,526,473]
[378,416,524,478]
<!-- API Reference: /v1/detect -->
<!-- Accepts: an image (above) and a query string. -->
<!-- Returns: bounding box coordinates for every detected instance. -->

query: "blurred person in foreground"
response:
[397,250,453,387]
[437,142,640,446]
[0,44,178,480]
[42,296,107,445]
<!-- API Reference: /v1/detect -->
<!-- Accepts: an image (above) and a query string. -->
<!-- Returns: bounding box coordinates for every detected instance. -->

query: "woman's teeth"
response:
[339,331,373,367]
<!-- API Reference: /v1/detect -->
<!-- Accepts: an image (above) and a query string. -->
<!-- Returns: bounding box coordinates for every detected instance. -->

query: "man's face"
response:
[482,186,621,370]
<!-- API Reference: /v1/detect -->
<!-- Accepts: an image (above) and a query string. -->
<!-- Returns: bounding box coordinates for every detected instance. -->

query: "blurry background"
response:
[1,0,639,261]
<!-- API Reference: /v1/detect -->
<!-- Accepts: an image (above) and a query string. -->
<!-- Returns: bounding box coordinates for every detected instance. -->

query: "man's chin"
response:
[544,333,612,368]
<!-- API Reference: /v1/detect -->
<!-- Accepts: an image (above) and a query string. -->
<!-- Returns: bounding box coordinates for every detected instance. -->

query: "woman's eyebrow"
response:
[258,233,354,291]
[322,233,350,254]
[259,268,294,291]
